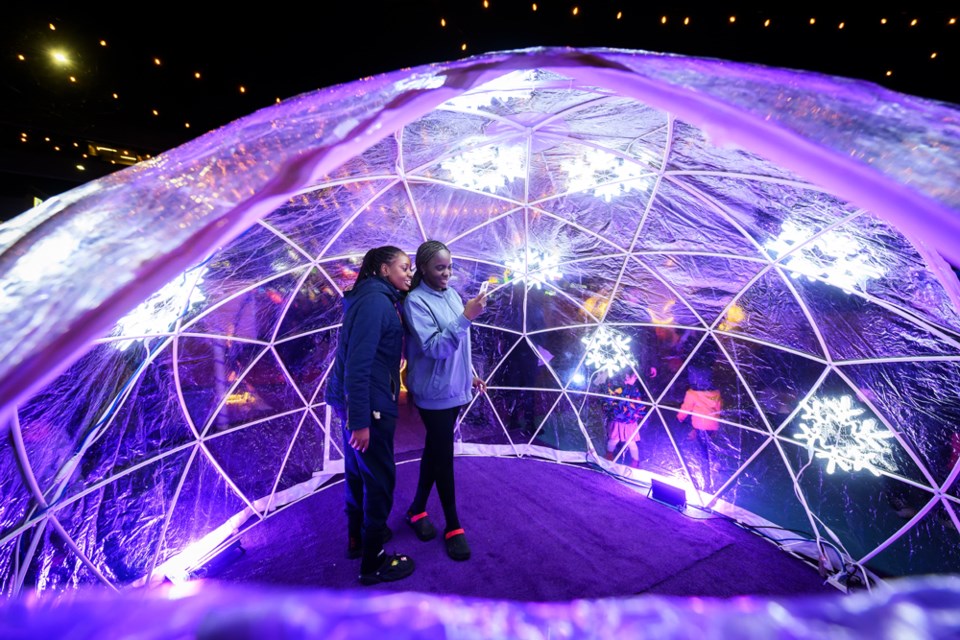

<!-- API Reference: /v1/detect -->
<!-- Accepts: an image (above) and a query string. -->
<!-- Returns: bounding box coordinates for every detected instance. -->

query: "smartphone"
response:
[478,280,490,296]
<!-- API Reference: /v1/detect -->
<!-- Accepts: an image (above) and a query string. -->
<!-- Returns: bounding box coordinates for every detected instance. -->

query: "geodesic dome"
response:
[1,47,959,595]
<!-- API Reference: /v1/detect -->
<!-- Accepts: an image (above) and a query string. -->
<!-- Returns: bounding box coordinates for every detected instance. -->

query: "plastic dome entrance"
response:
[1,48,959,596]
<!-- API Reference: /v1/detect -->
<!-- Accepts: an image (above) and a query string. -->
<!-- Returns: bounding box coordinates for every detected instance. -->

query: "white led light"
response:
[562,148,653,202]
[505,247,562,289]
[441,144,526,193]
[582,326,634,376]
[765,221,885,293]
[793,395,896,475]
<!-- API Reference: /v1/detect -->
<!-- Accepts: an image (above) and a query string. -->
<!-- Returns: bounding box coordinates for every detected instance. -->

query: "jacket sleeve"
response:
[403,293,471,360]
[344,296,384,430]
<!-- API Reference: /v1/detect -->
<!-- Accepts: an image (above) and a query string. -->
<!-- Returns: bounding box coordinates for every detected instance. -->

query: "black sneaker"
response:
[444,528,470,561]
[405,510,437,541]
[359,553,415,585]
[346,526,393,559]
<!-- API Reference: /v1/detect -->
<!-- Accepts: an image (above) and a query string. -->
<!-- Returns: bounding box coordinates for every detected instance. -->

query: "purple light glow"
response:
[1,47,959,613]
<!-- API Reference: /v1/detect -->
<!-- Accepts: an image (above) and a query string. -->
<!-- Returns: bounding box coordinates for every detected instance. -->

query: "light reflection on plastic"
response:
[440,144,526,193]
[111,269,206,351]
[793,395,896,475]
[441,70,537,110]
[582,326,634,376]
[505,247,562,289]
[765,221,885,293]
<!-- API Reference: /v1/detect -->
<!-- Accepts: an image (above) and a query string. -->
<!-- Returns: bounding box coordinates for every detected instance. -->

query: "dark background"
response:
[2,2,957,220]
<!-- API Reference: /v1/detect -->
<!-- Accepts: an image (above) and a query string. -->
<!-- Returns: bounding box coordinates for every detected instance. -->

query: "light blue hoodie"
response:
[402,283,475,410]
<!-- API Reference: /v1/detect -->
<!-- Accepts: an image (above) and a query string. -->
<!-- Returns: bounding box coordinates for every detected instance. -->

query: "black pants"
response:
[343,415,396,572]
[410,405,462,531]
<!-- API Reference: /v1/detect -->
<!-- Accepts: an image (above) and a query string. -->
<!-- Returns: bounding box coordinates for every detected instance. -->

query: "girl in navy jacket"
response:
[325,245,415,585]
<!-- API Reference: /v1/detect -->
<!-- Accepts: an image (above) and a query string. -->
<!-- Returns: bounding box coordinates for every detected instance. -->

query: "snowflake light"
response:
[562,148,653,202]
[505,247,562,289]
[440,144,526,193]
[792,395,896,475]
[765,221,885,293]
[111,269,206,351]
[582,326,634,376]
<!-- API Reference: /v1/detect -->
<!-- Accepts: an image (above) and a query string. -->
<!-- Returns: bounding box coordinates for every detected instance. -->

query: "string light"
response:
[838,22,845,30]
[440,17,447,26]
[239,85,246,94]
[48,23,55,31]
[764,19,771,27]
[153,57,161,66]
[194,71,201,79]
[616,11,622,20]
[112,93,118,99]
[184,122,190,128]
[729,15,736,24]
[461,42,467,51]
[532,4,537,12]
[809,18,816,26]
[76,164,85,171]
[910,19,918,27]
[886,70,893,77]
[50,50,70,65]
[152,109,159,116]
[931,52,938,59]
[684,17,690,26]
[69,76,76,83]
[17,53,25,61]
[572,6,579,16]
[661,16,667,25]
[483,0,489,8]
[950,18,957,25]
[99,40,107,47]
[880,18,887,25]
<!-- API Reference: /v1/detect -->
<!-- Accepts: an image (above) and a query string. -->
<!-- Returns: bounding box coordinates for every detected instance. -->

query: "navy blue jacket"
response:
[324,276,405,430]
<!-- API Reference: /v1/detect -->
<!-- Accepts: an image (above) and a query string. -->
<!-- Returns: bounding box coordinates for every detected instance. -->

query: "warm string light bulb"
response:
[661,15,667,24]
[99,40,107,46]
[764,18,771,27]
[532,4,537,12]
[729,15,736,24]
[153,57,161,66]
[616,11,621,19]
[440,17,447,26]
[17,53,25,61]
[572,6,579,16]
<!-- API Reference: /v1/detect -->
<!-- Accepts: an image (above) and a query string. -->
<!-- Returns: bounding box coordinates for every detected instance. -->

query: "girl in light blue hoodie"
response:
[402,240,487,561]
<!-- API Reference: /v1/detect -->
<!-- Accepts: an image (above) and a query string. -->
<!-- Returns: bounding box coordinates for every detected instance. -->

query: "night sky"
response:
[1,3,957,216]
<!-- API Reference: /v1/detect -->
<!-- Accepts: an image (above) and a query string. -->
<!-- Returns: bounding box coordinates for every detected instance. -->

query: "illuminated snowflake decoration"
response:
[765,221,885,293]
[441,144,526,193]
[582,326,635,376]
[505,247,562,289]
[111,269,206,351]
[792,395,896,475]
[562,148,653,202]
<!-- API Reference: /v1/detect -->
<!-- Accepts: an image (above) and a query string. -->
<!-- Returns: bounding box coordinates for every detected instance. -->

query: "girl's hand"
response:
[472,376,487,394]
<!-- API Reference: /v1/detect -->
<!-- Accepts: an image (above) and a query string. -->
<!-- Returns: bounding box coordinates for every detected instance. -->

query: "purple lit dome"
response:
[2,47,959,598]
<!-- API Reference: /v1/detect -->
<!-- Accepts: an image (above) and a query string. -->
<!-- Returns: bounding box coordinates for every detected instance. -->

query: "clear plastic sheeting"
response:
[2,576,959,640]
[1,47,959,597]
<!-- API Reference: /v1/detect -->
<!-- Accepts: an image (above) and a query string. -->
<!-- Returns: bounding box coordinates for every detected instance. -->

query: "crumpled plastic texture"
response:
[2,575,959,640]
[0,47,959,597]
